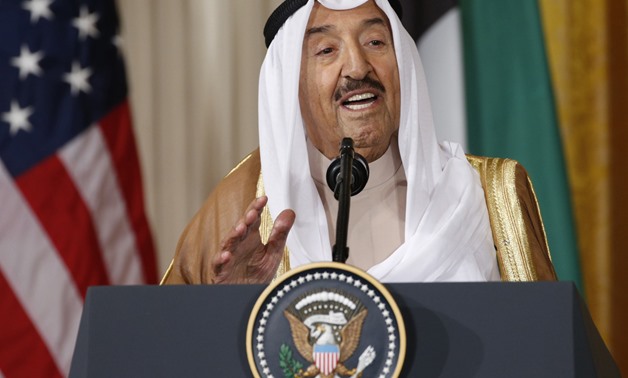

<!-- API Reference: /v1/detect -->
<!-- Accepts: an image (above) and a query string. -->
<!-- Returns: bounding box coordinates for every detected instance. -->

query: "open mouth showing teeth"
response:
[342,93,378,110]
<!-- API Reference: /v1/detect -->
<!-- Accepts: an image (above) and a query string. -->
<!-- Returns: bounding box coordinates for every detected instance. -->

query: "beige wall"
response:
[117,0,282,276]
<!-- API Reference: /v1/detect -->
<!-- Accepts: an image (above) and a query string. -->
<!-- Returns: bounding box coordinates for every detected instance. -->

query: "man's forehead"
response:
[263,0,403,48]
[305,2,390,33]
[305,17,388,36]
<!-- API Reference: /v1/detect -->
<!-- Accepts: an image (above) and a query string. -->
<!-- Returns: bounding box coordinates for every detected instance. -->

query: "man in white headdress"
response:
[162,0,556,285]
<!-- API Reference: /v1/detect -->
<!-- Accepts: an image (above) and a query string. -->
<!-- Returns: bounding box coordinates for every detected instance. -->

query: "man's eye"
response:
[369,40,384,47]
[317,47,334,55]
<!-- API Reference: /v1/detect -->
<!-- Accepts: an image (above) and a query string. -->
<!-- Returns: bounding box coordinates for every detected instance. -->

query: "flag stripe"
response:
[460,0,582,288]
[0,271,63,378]
[99,101,158,283]
[59,123,144,285]
[314,351,338,375]
[15,155,110,296]
[0,162,83,376]
[1,1,156,374]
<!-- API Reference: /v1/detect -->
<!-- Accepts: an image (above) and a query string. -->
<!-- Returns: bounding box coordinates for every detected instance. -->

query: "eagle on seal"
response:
[284,308,373,378]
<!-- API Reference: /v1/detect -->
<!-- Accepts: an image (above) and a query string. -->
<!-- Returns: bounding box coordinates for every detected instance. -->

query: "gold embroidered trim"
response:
[467,156,538,281]
[227,153,254,177]
[256,173,291,279]
[159,258,174,285]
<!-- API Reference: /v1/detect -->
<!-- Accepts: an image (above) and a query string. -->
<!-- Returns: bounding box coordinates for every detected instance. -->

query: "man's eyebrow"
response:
[363,17,387,28]
[305,25,334,38]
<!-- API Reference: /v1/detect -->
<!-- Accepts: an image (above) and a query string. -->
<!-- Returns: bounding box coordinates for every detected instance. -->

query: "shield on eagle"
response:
[313,344,340,375]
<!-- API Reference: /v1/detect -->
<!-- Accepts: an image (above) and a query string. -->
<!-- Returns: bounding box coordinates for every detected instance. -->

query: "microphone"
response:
[325,138,370,263]
[325,141,369,199]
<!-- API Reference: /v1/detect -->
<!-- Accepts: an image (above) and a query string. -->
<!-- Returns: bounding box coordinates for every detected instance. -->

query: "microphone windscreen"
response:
[325,153,369,197]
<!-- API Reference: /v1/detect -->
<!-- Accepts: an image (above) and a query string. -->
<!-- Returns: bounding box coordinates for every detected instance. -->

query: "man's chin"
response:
[351,132,396,161]
[354,143,390,163]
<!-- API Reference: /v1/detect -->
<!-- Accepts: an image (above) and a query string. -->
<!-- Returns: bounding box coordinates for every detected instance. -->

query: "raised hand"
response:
[210,196,295,284]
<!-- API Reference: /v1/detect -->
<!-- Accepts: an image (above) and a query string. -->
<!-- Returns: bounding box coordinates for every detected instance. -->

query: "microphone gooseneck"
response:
[326,138,370,263]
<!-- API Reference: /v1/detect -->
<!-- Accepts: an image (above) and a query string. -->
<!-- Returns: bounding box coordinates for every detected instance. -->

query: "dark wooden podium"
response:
[69,282,619,377]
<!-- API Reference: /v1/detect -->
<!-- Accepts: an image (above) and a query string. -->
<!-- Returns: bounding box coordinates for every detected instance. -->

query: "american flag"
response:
[0,0,157,376]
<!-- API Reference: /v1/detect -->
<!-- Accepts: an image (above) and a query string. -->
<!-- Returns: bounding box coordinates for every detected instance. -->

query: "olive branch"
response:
[279,343,303,378]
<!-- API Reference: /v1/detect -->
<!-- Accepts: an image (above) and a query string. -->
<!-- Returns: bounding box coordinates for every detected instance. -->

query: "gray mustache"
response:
[334,77,386,102]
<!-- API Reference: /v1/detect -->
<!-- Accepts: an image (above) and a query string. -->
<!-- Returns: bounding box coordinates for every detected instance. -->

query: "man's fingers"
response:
[267,209,296,250]
[217,251,231,264]
[234,196,267,238]
[219,197,266,251]
[238,197,267,239]
[252,195,268,211]
[212,200,291,285]
[244,196,267,216]
[210,250,232,276]
[275,209,296,231]
[219,222,245,252]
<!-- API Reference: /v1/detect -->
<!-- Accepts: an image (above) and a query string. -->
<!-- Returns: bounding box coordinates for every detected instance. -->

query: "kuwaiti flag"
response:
[399,0,583,289]
[0,0,157,376]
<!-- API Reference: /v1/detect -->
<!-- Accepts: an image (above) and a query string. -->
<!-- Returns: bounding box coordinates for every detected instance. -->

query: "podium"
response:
[69,282,619,377]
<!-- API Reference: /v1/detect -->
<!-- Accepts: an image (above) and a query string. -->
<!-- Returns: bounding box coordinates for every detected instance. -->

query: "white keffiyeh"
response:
[258,0,500,282]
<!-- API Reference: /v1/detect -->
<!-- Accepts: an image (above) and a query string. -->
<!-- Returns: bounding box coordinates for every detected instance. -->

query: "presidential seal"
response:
[247,262,406,378]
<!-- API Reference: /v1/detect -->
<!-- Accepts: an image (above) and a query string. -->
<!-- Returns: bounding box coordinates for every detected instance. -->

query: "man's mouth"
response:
[342,92,378,110]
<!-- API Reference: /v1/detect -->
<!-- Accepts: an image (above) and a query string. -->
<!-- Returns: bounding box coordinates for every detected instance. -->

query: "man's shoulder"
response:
[223,148,261,182]
[211,148,261,198]
[466,154,523,174]
[202,148,261,216]
[465,154,534,189]
[465,153,557,281]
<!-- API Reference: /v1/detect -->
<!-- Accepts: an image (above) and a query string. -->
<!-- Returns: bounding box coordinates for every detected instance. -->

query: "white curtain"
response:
[117,0,283,276]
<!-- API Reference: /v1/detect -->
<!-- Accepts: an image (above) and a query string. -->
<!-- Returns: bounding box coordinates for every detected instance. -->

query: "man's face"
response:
[299,0,401,162]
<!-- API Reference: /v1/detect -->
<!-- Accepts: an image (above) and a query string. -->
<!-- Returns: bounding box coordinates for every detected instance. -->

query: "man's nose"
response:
[341,43,371,80]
